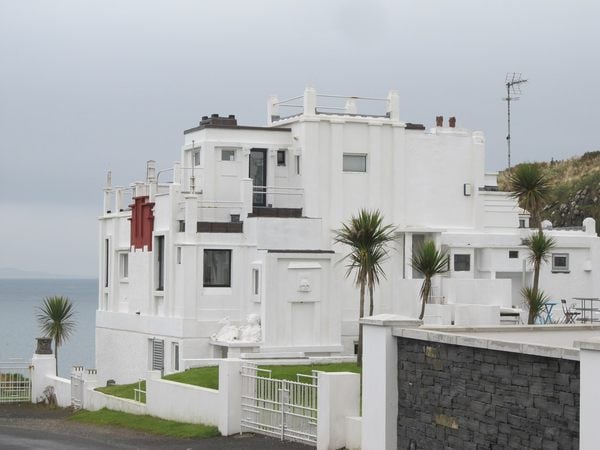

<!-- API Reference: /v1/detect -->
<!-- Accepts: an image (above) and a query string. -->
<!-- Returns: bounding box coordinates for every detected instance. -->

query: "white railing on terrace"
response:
[253,185,304,209]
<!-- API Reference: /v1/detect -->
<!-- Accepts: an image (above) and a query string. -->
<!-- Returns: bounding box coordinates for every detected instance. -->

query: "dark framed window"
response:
[104,239,109,288]
[221,149,236,161]
[453,254,471,272]
[178,220,185,232]
[519,219,526,229]
[552,253,569,272]
[277,150,286,166]
[156,236,165,290]
[204,249,232,287]
[509,250,519,259]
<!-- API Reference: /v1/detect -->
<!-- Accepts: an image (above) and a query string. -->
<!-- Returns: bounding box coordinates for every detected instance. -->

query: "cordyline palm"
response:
[523,231,556,324]
[334,209,396,367]
[37,296,76,376]
[507,164,551,231]
[410,241,449,321]
[522,286,550,325]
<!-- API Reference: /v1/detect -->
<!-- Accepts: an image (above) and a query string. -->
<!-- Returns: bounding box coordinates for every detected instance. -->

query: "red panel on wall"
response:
[129,196,155,251]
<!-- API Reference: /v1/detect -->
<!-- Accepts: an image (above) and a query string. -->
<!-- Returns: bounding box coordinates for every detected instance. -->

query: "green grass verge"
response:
[70,408,219,439]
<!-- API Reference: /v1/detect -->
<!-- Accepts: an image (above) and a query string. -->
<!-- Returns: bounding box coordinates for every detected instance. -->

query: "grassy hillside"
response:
[497,151,600,233]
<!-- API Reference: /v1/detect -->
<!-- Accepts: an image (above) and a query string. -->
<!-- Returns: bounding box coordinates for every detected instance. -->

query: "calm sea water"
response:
[0,279,97,378]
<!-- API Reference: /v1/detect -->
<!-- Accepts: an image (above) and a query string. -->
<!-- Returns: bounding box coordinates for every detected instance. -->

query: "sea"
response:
[0,278,97,378]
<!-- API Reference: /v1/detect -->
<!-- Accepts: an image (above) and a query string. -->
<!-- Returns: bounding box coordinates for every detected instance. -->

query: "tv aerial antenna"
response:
[503,73,528,169]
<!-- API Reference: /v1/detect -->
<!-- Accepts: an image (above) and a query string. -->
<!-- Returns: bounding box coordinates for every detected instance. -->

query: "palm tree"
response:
[507,163,551,231]
[521,286,550,325]
[523,231,556,324]
[37,296,76,375]
[410,241,449,321]
[334,209,396,367]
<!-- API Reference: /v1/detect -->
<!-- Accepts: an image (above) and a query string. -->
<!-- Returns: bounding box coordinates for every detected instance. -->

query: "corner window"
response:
[155,236,165,291]
[221,149,236,161]
[192,148,201,166]
[277,150,286,167]
[252,268,260,295]
[119,253,129,279]
[343,154,367,172]
[552,253,569,272]
[509,250,519,259]
[453,254,471,272]
[203,249,232,287]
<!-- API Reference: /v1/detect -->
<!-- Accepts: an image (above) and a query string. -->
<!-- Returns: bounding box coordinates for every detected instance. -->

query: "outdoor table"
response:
[573,297,600,323]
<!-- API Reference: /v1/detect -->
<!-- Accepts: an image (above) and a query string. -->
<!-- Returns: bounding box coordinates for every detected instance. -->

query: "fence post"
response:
[316,372,360,450]
[360,315,422,450]
[218,358,244,436]
[576,339,600,450]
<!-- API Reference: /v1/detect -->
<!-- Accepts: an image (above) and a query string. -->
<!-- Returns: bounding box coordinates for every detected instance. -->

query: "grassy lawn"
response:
[96,380,146,402]
[163,365,219,390]
[70,408,219,439]
[96,363,359,399]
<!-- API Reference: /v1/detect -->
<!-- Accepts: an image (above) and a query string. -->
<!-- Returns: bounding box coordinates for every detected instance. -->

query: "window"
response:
[343,154,367,172]
[453,254,471,271]
[178,220,185,232]
[552,253,569,272]
[156,236,165,290]
[252,268,260,295]
[221,149,236,161]
[509,250,519,259]
[519,219,526,229]
[120,253,129,279]
[192,148,201,166]
[176,247,182,265]
[104,239,109,288]
[203,249,232,287]
[277,150,286,166]
[295,155,301,175]
[172,343,180,371]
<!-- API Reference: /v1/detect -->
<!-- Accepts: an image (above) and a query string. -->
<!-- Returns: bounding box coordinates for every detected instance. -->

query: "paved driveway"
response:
[0,404,311,450]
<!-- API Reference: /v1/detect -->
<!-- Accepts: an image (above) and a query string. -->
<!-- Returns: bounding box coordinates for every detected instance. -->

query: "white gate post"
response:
[31,338,56,403]
[317,371,360,450]
[218,358,244,436]
[360,315,422,450]
[576,339,600,450]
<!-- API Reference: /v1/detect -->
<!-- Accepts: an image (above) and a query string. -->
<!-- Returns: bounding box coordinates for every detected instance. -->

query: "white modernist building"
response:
[97,87,600,383]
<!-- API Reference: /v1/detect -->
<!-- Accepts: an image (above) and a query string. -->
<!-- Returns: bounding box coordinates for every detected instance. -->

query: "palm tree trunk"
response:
[368,283,374,317]
[419,277,431,320]
[357,281,366,368]
[54,339,58,376]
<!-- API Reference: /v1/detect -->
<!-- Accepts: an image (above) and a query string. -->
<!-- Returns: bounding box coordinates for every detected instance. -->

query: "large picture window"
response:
[204,249,232,287]
[343,154,367,172]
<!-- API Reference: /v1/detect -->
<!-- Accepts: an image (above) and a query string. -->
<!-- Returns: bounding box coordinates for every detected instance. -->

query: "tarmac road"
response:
[0,403,311,450]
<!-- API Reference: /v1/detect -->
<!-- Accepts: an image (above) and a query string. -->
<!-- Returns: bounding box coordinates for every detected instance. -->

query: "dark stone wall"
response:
[397,337,580,450]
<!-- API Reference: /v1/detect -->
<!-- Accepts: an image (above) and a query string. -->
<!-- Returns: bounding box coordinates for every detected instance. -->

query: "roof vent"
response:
[198,114,238,128]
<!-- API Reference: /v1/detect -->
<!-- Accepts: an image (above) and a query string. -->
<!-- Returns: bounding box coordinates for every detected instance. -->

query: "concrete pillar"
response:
[317,372,361,450]
[218,359,244,436]
[387,90,400,121]
[240,178,253,217]
[576,339,600,450]
[267,95,279,124]
[404,233,413,279]
[360,315,422,450]
[303,86,317,116]
[184,194,198,236]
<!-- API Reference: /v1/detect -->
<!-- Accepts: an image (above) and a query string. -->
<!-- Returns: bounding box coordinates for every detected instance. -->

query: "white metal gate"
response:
[0,360,31,403]
[240,364,318,445]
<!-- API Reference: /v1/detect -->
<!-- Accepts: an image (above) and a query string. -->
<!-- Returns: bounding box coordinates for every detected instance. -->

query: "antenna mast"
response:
[503,73,528,169]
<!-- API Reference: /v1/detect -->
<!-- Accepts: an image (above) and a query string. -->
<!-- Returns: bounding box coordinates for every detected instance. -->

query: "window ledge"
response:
[551,270,570,274]
[203,287,233,295]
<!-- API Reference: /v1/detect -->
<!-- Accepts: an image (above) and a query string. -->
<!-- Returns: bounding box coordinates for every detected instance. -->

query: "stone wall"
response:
[397,337,580,450]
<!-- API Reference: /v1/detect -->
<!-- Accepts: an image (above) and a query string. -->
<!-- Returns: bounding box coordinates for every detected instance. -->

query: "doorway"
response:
[249,149,267,207]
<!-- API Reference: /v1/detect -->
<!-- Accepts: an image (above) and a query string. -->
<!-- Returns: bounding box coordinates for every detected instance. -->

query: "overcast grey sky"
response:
[1,0,599,277]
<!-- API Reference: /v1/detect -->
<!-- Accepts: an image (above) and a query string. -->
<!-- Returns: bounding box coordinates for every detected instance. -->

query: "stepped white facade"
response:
[97,87,600,383]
